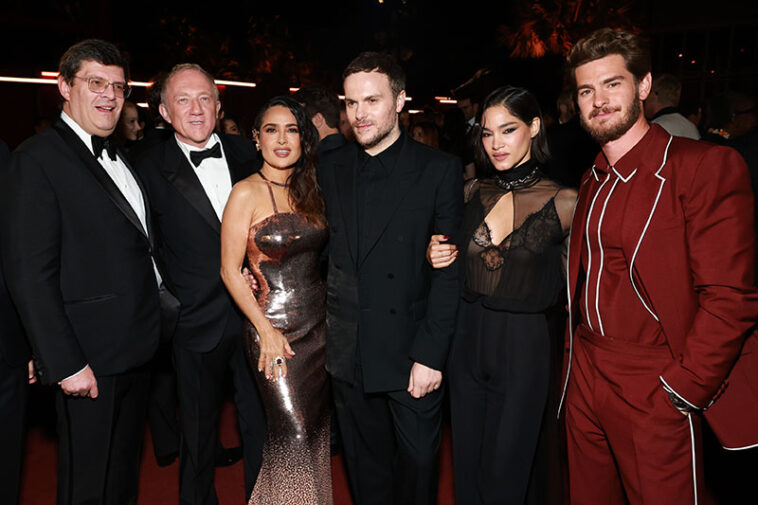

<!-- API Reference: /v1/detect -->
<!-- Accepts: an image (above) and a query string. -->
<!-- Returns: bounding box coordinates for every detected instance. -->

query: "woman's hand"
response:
[257,324,296,380]
[426,234,458,269]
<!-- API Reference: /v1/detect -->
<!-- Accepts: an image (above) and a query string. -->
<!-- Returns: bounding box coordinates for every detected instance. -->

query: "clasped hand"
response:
[407,362,442,398]
[426,234,458,269]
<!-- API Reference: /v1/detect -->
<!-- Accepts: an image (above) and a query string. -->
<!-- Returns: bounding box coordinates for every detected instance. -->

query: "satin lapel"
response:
[358,141,421,267]
[221,136,256,184]
[567,173,595,303]
[159,140,221,235]
[333,159,358,266]
[52,121,149,242]
[121,151,155,249]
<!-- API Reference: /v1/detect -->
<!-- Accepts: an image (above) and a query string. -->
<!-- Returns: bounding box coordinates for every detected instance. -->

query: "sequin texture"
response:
[244,212,332,505]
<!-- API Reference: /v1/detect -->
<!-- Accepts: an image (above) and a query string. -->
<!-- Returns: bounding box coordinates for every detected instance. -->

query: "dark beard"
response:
[357,114,398,149]
[580,93,642,145]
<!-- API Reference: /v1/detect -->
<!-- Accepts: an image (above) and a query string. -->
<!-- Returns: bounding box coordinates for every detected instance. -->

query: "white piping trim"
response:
[558,229,574,417]
[583,173,610,332]
[687,413,699,505]
[723,441,758,451]
[659,376,699,410]
[591,165,600,181]
[593,177,621,336]
[611,166,637,183]
[628,136,674,322]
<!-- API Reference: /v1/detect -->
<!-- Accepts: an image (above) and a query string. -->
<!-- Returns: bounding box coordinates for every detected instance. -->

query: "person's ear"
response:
[395,90,406,114]
[57,75,71,102]
[638,72,652,101]
[529,117,541,138]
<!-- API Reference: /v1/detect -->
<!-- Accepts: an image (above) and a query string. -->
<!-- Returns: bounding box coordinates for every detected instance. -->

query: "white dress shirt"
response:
[174,133,233,220]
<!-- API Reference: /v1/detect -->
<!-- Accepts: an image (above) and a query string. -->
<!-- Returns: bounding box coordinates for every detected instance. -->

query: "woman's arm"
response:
[220,182,294,380]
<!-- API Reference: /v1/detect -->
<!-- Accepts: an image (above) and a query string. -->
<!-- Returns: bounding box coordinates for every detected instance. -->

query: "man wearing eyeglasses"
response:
[0,39,178,505]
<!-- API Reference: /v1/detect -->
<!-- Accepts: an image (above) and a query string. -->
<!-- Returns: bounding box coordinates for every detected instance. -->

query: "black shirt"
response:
[355,134,405,260]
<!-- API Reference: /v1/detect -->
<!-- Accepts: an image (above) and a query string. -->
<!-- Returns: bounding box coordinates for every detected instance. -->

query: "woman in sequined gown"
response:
[220,96,331,505]
[428,87,578,505]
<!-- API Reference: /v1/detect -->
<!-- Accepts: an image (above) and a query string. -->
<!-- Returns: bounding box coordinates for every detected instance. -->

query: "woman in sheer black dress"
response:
[428,86,577,504]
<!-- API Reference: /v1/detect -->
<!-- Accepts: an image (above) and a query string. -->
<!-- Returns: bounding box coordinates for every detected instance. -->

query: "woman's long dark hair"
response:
[473,86,551,177]
[253,96,326,225]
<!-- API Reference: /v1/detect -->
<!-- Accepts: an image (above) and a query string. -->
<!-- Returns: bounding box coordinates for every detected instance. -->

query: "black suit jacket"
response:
[127,126,174,166]
[0,139,30,368]
[136,134,257,352]
[318,137,463,392]
[319,133,348,155]
[0,120,163,383]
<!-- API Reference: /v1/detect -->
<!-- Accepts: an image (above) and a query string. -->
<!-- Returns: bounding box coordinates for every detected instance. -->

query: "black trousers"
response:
[174,326,265,505]
[332,364,443,505]
[0,360,27,505]
[448,300,552,505]
[147,338,179,463]
[56,368,150,505]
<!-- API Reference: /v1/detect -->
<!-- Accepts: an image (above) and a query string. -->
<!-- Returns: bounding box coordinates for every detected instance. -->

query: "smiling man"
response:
[560,28,758,505]
[0,39,176,505]
[135,63,265,505]
[318,52,462,505]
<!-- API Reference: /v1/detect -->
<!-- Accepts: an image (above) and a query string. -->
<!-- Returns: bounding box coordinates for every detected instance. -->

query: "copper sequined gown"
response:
[244,182,332,505]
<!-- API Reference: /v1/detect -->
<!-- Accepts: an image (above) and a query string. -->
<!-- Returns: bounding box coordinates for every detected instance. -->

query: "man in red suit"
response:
[560,28,758,505]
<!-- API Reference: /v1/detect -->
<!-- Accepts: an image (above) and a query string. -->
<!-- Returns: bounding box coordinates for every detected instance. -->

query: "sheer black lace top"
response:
[458,166,577,313]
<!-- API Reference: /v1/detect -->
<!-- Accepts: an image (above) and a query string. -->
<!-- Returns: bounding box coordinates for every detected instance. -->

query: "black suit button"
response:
[335,264,342,270]
[397,235,404,242]
[387,273,394,279]
[389,308,396,315]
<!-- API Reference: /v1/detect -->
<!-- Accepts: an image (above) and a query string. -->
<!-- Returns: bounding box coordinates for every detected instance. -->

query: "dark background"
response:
[2,0,758,147]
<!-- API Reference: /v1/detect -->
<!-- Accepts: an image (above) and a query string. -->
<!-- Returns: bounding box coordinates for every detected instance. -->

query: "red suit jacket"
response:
[561,124,758,450]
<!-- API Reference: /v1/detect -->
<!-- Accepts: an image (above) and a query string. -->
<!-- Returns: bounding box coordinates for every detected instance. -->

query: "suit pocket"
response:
[64,294,117,305]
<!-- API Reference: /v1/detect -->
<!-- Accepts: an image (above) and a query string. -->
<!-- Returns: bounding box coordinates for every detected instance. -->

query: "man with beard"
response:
[317,52,462,504]
[560,28,758,504]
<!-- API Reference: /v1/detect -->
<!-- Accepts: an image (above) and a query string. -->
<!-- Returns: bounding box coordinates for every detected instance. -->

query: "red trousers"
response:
[565,325,711,505]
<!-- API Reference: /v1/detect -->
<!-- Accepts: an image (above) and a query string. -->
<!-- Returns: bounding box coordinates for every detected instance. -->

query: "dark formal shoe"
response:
[156,451,179,467]
[215,446,243,467]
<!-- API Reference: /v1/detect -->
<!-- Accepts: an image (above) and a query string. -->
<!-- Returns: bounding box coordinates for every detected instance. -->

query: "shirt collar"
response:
[593,124,657,180]
[175,133,223,167]
[358,132,405,173]
[60,111,97,157]
[650,106,679,121]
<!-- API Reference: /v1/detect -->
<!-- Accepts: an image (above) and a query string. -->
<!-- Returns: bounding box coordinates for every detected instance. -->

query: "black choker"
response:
[493,161,542,191]
[258,171,289,187]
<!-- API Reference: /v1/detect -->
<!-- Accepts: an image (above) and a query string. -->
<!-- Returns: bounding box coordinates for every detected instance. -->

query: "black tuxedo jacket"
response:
[319,133,348,155]
[0,139,30,368]
[318,137,463,392]
[0,119,163,383]
[136,134,257,352]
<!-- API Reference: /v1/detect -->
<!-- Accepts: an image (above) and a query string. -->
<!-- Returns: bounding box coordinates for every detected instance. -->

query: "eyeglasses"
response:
[74,76,131,98]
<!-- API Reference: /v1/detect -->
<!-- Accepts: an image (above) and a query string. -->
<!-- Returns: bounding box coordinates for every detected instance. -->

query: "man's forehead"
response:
[344,70,391,92]
[77,59,125,78]
[167,70,217,95]
[576,54,629,81]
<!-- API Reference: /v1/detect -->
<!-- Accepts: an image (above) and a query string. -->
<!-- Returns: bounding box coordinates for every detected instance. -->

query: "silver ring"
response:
[273,356,285,366]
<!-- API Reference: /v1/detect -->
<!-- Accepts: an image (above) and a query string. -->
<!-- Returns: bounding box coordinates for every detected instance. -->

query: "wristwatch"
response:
[666,390,693,413]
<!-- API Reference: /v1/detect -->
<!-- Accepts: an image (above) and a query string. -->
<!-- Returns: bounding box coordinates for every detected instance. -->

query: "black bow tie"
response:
[91,136,117,161]
[189,142,222,167]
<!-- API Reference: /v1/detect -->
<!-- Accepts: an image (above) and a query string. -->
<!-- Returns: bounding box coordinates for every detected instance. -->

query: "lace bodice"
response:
[458,173,577,313]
